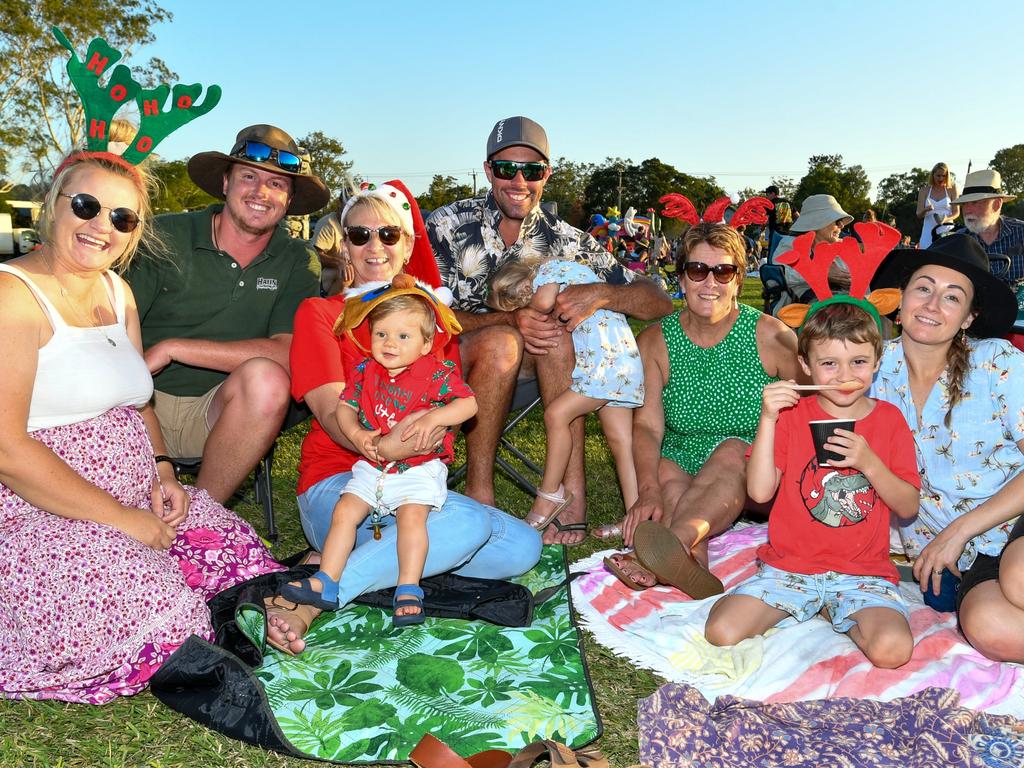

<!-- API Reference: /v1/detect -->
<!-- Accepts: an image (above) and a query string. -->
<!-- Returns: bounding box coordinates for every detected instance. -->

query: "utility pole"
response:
[617,165,624,212]
[471,169,478,195]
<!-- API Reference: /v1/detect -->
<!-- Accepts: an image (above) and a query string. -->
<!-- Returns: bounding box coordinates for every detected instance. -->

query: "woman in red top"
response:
[269,181,541,652]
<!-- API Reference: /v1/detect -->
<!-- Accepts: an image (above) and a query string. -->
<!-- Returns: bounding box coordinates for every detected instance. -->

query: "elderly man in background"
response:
[426,115,672,545]
[127,124,327,503]
[954,169,1024,283]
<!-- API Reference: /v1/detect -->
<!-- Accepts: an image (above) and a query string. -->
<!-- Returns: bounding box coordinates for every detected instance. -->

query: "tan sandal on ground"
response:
[410,733,615,768]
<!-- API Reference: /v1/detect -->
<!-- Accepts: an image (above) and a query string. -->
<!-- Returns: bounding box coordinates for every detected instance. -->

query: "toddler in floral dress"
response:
[487,258,644,535]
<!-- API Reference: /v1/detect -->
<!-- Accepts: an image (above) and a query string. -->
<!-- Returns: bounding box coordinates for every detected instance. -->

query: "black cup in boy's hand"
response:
[810,419,856,466]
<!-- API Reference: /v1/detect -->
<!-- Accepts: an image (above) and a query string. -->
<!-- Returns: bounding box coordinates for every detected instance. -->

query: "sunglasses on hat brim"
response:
[59,193,140,233]
[231,140,302,174]
[682,261,740,283]
[487,160,548,182]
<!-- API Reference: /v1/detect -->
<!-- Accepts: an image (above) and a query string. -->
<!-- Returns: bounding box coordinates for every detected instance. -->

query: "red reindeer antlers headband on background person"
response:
[775,222,903,331]
[659,193,774,228]
[53,26,221,168]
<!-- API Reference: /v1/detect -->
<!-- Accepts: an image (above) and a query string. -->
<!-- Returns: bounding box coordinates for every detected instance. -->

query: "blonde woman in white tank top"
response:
[917,162,960,249]
[0,153,291,703]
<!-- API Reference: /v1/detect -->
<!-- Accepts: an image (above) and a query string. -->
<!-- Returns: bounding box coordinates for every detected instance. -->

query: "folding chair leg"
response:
[494,455,538,497]
[254,445,277,542]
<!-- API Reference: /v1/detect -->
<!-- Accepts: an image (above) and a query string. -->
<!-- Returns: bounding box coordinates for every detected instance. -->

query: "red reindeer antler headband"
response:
[775,222,903,331]
[659,194,774,228]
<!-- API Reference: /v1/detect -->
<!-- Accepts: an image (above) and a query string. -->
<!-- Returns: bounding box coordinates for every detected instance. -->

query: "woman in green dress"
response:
[607,223,801,596]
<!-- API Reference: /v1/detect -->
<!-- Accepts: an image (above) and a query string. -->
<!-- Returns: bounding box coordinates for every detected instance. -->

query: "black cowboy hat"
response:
[187,124,330,216]
[871,233,1017,338]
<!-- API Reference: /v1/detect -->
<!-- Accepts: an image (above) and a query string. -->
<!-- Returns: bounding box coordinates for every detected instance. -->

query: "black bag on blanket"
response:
[353,571,535,627]
[204,563,538,667]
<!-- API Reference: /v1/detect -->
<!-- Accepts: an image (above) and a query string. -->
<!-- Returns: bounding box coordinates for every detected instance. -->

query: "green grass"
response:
[0,286,766,766]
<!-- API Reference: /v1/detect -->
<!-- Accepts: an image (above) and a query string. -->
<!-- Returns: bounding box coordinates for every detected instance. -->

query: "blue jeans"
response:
[297,471,542,606]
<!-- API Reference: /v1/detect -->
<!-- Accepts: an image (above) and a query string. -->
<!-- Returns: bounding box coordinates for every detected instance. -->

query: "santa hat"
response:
[340,179,441,288]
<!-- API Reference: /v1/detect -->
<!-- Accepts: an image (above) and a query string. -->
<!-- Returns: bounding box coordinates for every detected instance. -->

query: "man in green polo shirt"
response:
[127,124,328,503]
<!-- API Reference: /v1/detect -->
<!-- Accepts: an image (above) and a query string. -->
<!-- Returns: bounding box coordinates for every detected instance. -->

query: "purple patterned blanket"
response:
[638,683,1024,768]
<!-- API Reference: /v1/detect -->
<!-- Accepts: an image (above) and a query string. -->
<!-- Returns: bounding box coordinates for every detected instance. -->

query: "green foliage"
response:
[793,153,872,220]
[0,0,174,173]
[150,158,219,213]
[874,167,930,238]
[544,157,598,228]
[415,174,475,213]
[298,130,353,218]
[431,622,515,663]
[583,157,725,239]
[284,659,380,711]
[990,144,1024,197]
[394,652,464,695]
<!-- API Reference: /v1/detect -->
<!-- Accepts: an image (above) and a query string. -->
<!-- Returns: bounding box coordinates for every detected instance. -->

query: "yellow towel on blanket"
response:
[667,626,764,681]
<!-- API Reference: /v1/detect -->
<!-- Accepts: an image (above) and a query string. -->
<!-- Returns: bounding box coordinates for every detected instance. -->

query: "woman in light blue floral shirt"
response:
[871,234,1024,663]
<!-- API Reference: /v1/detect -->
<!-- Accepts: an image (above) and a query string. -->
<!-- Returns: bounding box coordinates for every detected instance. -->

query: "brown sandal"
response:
[632,520,724,599]
[602,552,657,591]
[263,594,321,656]
[409,733,613,768]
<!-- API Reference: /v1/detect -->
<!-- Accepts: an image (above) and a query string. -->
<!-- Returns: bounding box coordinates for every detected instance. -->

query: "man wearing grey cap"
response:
[426,116,672,545]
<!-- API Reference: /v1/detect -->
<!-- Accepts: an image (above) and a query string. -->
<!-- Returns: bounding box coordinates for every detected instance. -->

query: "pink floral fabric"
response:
[0,407,283,704]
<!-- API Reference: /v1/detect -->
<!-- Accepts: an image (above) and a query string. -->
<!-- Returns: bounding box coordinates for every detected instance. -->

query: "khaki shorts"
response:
[152,385,222,458]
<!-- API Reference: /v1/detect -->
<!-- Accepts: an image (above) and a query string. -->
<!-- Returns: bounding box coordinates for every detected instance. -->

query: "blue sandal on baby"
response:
[280,570,341,611]
[392,584,425,628]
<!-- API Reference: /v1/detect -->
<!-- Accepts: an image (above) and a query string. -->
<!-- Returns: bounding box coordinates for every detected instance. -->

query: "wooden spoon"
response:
[791,381,864,392]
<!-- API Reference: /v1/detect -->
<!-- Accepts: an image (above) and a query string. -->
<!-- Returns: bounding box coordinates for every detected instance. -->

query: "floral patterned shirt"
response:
[426,193,634,313]
[871,337,1024,570]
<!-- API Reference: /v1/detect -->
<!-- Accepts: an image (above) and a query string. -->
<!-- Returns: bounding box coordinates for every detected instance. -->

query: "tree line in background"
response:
[1,1,1022,236]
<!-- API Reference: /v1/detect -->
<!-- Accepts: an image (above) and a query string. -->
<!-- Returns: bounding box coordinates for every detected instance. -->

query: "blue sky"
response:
[138,0,1023,198]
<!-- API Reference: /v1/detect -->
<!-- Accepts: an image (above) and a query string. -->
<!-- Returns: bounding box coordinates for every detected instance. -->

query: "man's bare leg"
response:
[199,358,289,503]
[460,326,522,505]
[534,330,587,545]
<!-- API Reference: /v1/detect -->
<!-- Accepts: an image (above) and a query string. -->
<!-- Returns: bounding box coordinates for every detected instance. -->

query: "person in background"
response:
[312,193,352,295]
[916,162,959,250]
[773,195,854,308]
[952,169,1024,283]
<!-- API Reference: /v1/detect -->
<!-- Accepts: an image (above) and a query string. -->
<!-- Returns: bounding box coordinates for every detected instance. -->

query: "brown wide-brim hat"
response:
[187,124,330,216]
[871,233,1017,338]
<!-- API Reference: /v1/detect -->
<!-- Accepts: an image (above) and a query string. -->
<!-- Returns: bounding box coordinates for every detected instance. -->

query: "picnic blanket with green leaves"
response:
[152,545,600,763]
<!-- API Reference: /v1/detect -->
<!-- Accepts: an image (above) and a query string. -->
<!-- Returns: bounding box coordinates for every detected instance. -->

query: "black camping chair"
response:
[447,377,542,496]
[171,401,310,542]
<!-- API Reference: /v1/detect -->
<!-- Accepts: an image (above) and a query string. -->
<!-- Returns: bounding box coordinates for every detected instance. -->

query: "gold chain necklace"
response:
[43,249,117,347]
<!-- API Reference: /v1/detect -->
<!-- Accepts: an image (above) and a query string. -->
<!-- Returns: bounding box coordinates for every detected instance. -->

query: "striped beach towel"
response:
[571,524,1024,717]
